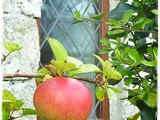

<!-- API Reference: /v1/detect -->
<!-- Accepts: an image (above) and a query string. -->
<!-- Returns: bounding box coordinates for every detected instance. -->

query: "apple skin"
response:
[33,77,92,120]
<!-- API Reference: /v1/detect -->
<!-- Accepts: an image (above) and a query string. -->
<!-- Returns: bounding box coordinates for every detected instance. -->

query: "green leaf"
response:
[21,108,38,116]
[143,92,157,108]
[127,111,140,120]
[107,88,117,99]
[99,49,111,54]
[105,60,122,80]
[95,86,106,101]
[141,60,157,66]
[3,41,22,53]
[74,11,81,18]
[128,49,143,66]
[108,85,123,93]
[2,103,11,120]
[67,56,83,68]
[37,68,51,82]
[121,10,133,25]
[3,90,17,102]
[69,64,101,77]
[108,29,126,36]
[100,38,110,47]
[142,80,149,90]
[153,47,158,59]
[108,2,133,20]
[151,9,158,15]
[90,13,105,20]
[124,77,133,86]
[82,0,93,16]
[132,17,152,30]
[93,54,107,76]
[116,65,134,76]
[13,100,24,109]
[73,19,85,24]
[47,37,68,61]
[51,60,76,72]
[108,19,121,26]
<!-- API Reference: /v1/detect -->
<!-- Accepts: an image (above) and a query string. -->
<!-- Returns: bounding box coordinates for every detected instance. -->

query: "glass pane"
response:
[40,0,101,119]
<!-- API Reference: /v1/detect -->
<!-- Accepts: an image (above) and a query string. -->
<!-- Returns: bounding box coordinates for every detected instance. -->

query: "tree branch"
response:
[3,73,45,79]
[3,73,97,84]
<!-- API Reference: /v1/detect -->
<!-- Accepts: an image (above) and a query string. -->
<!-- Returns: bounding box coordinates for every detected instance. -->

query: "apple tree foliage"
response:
[73,0,157,119]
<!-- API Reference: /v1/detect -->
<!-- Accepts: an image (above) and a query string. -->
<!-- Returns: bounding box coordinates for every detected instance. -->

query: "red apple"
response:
[33,77,92,120]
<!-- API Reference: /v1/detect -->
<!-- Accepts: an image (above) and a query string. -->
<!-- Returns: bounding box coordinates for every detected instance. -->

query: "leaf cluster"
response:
[73,0,157,119]
[2,90,38,120]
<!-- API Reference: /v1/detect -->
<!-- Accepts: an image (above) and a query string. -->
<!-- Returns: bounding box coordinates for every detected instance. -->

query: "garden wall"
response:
[2,0,42,119]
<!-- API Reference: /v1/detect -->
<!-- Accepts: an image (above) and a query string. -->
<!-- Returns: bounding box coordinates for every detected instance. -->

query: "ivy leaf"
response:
[21,108,38,116]
[121,10,133,25]
[47,37,68,62]
[36,68,51,82]
[67,56,83,68]
[3,41,22,53]
[143,92,157,108]
[69,64,101,77]
[95,86,106,101]
[51,60,76,73]
[107,88,117,99]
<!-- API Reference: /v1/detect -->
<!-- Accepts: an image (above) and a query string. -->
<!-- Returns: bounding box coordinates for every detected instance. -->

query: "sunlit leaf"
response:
[51,60,76,72]
[67,56,83,68]
[108,19,121,26]
[74,11,81,18]
[3,41,22,53]
[108,85,123,93]
[95,86,106,101]
[69,64,101,77]
[3,90,17,102]
[47,37,68,61]
[37,68,51,82]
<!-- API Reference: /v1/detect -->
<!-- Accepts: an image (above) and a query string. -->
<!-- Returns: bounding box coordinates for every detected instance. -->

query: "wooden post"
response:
[99,0,110,120]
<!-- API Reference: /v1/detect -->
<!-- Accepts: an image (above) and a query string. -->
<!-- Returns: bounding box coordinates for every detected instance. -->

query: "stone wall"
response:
[2,0,42,119]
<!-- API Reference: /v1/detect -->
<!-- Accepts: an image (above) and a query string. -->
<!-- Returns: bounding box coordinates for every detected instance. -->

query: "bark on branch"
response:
[3,73,97,84]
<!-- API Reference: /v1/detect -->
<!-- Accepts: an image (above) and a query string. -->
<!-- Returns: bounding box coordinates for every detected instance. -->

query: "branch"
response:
[3,73,97,84]
[3,73,45,79]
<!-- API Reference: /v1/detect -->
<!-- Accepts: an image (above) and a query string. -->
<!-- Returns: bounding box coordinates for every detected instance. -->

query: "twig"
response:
[3,73,97,84]
[3,73,45,79]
